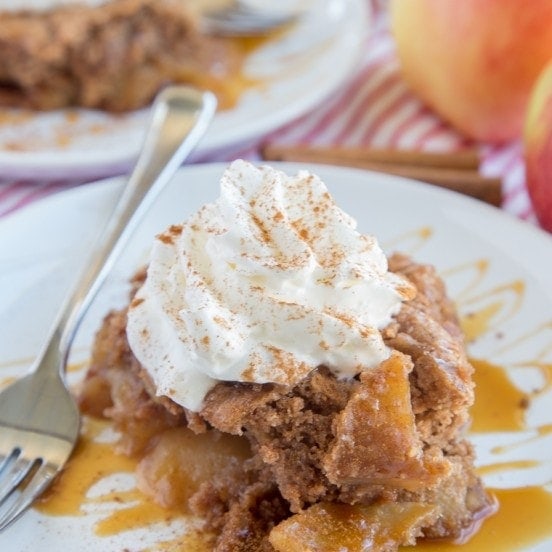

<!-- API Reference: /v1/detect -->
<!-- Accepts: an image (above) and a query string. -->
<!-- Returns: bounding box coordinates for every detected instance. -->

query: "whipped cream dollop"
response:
[127,161,415,411]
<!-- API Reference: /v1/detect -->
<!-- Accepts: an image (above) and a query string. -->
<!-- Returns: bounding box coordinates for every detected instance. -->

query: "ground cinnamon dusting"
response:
[157,232,174,245]
[130,297,144,309]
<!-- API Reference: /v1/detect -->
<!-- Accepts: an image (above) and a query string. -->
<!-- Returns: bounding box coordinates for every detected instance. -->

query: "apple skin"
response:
[524,59,552,232]
[390,0,552,143]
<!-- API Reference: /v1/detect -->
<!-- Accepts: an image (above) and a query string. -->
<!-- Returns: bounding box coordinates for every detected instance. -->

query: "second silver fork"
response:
[202,0,301,35]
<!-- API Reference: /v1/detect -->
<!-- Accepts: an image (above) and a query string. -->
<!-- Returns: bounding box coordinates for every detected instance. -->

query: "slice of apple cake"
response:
[79,161,495,551]
[0,0,240,111]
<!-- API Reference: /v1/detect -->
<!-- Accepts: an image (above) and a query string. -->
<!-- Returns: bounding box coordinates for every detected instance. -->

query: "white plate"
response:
[0,0,369,179]
[0,163,551,550]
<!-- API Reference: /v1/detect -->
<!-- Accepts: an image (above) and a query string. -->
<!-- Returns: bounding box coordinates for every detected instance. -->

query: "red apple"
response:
[390,0,552,143]
[524,59,552,232]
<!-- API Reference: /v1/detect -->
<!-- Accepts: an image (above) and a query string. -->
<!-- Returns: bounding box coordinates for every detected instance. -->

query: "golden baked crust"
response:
[0,0,239,111]
[79,254,495,551]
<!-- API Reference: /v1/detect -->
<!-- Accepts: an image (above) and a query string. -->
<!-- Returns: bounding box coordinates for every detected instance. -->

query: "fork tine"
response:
[0,453,36,506]
[0,462,55,532]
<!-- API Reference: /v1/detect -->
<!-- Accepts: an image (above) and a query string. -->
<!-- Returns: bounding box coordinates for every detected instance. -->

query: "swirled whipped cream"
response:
[127,161,415,411]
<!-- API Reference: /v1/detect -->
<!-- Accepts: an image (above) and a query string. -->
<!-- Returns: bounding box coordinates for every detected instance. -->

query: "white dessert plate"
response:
[0,163,551,550]
[0,0,369,179]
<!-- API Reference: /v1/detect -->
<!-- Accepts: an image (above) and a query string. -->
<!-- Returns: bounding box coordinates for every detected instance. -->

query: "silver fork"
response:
[0,85,217,532]
[202,1,301,35]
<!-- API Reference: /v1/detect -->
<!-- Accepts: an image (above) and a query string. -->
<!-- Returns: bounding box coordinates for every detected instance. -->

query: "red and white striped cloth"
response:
[0,2,539,227]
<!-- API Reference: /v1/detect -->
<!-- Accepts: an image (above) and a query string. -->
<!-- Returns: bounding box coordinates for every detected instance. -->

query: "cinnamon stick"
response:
[261,145,502,206]
[263,145,481,170]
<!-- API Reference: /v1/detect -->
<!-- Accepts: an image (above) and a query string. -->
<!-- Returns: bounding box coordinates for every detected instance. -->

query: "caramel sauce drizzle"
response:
[35,417,214,551]
[402,487,552,552]
[476,459,540,476]
[441,259,490,304]
[492,423,552,455]
[0,376,16,389]
[495,320,552,397]
[0,356,34,371]
[36,418,191,539]
[469,358,528,433]
[460,280,525,343]
[384,226,434,255]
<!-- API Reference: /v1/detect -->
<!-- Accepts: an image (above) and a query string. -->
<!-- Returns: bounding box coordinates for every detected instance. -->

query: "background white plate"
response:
[0,0,369,179]
[0,163,551,550]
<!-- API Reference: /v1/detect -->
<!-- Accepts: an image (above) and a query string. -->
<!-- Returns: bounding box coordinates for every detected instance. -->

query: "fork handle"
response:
[34,86,217,378]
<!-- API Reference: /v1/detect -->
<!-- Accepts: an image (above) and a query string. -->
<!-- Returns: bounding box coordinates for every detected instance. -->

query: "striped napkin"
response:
[0,1,538,226]
[257,8,537,225]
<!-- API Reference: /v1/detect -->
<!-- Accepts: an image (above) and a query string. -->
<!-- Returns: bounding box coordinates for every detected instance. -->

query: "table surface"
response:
[0,1,539,229]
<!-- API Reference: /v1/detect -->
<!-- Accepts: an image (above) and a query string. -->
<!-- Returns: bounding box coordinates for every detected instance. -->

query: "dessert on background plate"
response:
[0,1,369,179]
[78,160,496,551]
[0,0,247,112]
